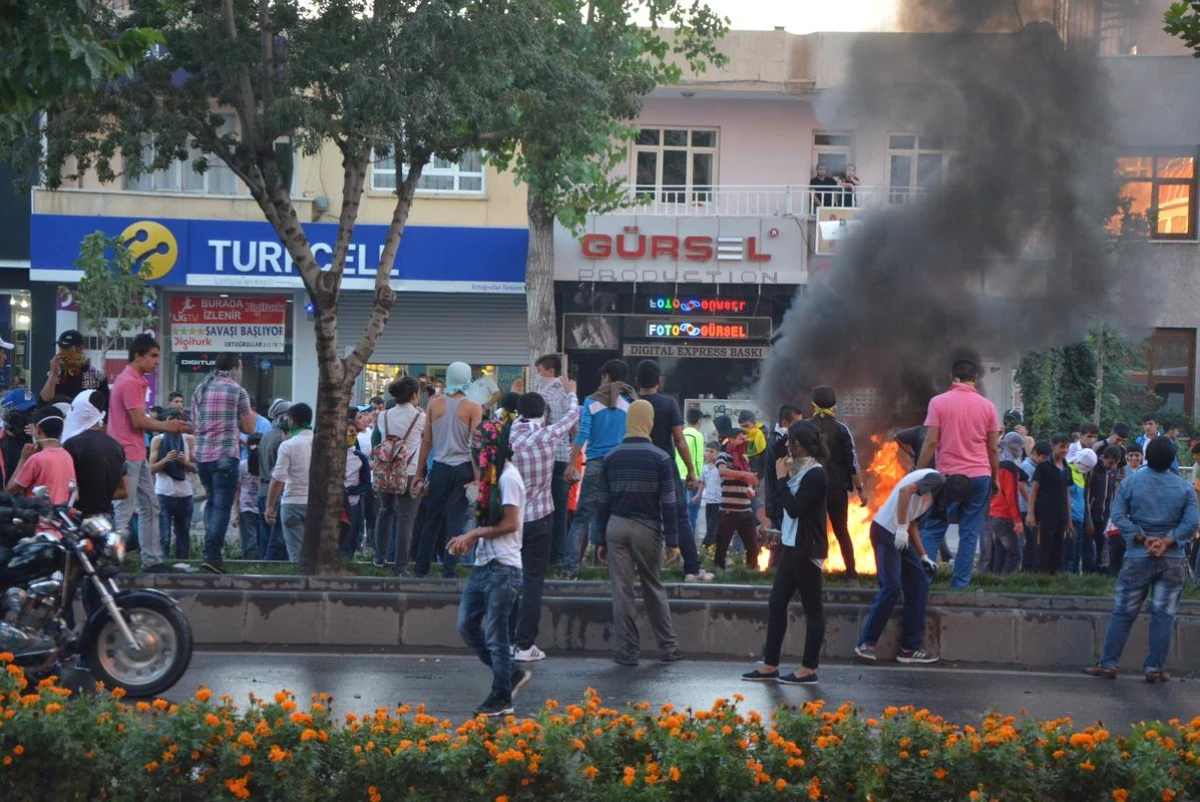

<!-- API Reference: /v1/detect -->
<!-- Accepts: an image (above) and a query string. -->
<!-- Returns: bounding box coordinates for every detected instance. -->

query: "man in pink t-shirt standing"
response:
[916,358,1001,589]
[110,334,189,572]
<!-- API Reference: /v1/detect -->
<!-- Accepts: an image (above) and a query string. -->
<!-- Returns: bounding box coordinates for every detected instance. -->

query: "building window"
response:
[1127,328,1196,415]
[126,114,239,195]
[812,132,854,178]
[633,127,718,203]
[1108,153,1196,239]
[371,151,485,194]
[886,134,952,204]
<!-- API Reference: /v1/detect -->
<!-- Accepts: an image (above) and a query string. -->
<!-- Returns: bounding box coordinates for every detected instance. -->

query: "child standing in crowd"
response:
[7,407,76,504]
[1027,436,1071,574]
[982,431,1026,574]
[1088,445,1121,574]
[701,442,722,548]
[1064,448,1097,573]
[712,415,760,571]
[1126,443,1144,474]
[234,434,262,560]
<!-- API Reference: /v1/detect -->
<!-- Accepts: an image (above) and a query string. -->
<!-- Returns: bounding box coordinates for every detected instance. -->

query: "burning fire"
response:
[754,435,907,575]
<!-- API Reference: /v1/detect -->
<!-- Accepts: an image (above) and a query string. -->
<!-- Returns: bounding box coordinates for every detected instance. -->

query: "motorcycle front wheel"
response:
[85,597,194,697]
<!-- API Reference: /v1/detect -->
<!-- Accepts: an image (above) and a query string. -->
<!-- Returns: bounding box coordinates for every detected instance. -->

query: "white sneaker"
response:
[513,645,547,662]
[684,570,715,582]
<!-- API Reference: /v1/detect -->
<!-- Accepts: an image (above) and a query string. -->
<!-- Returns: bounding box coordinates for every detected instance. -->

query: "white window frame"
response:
[125,113,240,196]
[886,133,953,204]
[631,126,719,203]
[811,131,854,177]
[370,151,486,195]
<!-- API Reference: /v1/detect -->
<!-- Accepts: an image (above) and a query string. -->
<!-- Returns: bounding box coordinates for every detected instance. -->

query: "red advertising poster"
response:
[170,296,287,353]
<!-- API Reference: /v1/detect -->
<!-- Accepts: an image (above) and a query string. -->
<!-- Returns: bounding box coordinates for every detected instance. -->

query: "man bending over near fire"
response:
[855,469,971,665]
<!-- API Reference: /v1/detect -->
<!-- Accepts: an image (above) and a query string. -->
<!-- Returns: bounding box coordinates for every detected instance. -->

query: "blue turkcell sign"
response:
[30,214,528,292]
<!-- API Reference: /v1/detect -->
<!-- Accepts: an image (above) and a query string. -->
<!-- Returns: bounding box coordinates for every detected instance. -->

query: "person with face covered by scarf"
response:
[712,415,761,571]
[854,470,971,666]
[981,431,1028,575]
[39,330,108,404]
[809,386,867,579]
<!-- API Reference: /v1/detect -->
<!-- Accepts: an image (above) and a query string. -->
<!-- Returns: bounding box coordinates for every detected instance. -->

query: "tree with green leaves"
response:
[66,232,159,369]
[15,0,543,575]
[0,0,161,139]
[487,0,727,364]
[1165,1,1200,54]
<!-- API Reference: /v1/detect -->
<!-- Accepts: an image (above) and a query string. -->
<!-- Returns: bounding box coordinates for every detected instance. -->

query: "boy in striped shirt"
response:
[713,415,761,570]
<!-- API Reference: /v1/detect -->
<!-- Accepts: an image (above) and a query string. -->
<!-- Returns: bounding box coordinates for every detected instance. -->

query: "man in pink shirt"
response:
[916,358,1001,589]
[110,334,189,573]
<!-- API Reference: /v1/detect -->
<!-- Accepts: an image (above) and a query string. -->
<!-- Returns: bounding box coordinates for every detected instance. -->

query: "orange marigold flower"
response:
[935,768,947,780]
[2,757,10,767]
[1052,750,1066,760]
[239,754,252,767]
[497,796,509,802]
[969,792,981,801]
[268,745,289,763]
[1080,761,1096,771]
[12,745,24,756]
[776,778,788,792]
[1070,733,1094,748]
[236,732,255,748]
[807,777,822,800]
[584,765,599,780]
[111,687,126,699]
[204,714,221,727]
[1146,730,1160,740]
[1162,791,1176,802]
[152,699,168,710]
[195,688,212,703]
[145,761,159,772]
[301,728,318,742]
[44,703,63,715]
[1112,791,1129,802]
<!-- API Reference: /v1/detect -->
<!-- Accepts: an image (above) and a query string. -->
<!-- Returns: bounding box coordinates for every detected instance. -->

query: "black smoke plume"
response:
[760,16,1143,425]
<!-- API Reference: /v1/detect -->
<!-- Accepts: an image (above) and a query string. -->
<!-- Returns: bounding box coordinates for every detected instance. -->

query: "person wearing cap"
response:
[39,329,108,404]
[854,469,968,666]
[256,398,292,561]
[981,431,1028,575]
[413,361,484,578]
[62,389,129,518]
[809,386,867,579]
[916,358,1002,590]
[1085,436,1197,682]
[594,399,682,666]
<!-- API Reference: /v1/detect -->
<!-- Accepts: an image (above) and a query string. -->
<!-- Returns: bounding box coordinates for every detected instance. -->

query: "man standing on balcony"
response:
[916,358,1001,590]
[809,164,840,209]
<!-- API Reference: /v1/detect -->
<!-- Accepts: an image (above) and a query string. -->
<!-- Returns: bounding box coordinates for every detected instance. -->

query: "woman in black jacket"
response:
[811,385,866,579]
[741,421,828,685]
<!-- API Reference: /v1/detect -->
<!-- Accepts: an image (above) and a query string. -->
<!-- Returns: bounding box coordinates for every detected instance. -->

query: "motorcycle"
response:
[0,489,193,697]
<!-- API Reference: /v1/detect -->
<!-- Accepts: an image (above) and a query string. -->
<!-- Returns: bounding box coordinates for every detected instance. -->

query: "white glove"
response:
[920,554,939,577]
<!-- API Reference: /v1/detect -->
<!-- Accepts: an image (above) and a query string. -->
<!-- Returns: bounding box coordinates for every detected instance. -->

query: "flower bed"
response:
[0,654,1196,802]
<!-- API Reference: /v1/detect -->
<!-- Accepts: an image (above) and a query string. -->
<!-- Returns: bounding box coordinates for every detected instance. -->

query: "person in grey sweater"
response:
[256,398,291,560]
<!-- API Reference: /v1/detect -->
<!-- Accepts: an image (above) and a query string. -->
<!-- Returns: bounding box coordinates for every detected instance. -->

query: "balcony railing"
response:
[612,184,931,217]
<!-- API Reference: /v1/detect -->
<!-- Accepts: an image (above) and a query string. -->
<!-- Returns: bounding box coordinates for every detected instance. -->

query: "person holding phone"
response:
[150,408,198,560]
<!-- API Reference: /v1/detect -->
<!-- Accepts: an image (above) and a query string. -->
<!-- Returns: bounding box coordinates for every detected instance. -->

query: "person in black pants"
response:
[809,386,867,578]
[712,415,760,570]
[741,421,828,685]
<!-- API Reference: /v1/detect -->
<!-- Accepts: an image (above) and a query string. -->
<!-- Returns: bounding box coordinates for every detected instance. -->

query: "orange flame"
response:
[823,435,907,576]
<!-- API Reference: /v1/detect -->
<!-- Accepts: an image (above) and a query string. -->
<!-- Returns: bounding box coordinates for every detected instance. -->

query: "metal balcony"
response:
[609,184,930,217]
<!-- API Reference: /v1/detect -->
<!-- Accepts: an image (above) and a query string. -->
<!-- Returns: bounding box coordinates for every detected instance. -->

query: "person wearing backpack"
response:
[373,377,425,574]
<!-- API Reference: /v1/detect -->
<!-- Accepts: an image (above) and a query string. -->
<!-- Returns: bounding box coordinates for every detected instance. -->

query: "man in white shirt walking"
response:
[264,403,313,562]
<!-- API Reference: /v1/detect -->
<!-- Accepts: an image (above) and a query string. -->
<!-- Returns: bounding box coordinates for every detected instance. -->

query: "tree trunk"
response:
[1093,333,1105,426]
[525,194,558,367]
[299,340,351,576]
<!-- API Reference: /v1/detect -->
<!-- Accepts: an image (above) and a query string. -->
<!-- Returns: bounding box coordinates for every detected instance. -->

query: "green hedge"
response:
[0,653,1196,801]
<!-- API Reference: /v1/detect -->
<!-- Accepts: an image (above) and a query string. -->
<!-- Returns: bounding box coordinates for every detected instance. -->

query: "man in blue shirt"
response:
[1086,437,1198,682]
[561,359,635,578]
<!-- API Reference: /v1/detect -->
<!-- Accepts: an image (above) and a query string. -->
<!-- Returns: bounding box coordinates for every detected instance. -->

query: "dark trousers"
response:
[1029,520,1067,574]
[1108,534,1127,577]
[703,503,721,548]
[826,488,856,576]
[715,511,759,570]
[513,515,553,650]
[258,495,288,561]
[860,522,928,652]
[158,494,193,560]
[763,546,825,670]
[414,461,472,577]
[550,461,569,564]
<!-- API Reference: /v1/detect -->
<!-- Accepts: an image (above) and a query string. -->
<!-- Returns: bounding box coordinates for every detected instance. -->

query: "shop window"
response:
[632,127,718,203]
[1106,153,1197,239]
[126,114,239,196]
[371,151,485,194]
[1127,328,1196,415]
[0,292,31,392]
[886,133,952,205]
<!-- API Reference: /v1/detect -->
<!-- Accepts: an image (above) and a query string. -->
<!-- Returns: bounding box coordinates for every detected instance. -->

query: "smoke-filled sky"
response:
[758,7,1150,421]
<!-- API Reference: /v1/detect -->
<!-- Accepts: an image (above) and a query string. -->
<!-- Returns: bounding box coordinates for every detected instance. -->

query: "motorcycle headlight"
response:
[104,532,125,563]
[81,516,114,539]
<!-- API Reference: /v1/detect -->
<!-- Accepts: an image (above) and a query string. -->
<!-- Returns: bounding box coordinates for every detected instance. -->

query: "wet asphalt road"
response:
[151,649,1198,729]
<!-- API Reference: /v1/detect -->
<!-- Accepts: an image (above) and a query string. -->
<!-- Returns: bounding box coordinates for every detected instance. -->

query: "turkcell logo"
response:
[121,221,178,280]
[207,239,398,277]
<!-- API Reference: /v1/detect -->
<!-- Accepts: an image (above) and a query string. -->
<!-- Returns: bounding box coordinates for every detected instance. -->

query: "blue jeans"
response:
[238,510,260,560]
[197,456,240,564]
[457,562,522,703]
[280,502,306,562]
[1061,520,1096,575]
[563,459,604,575]
[1098,554,1186,673]
[674,478,702,575]
[919,475,991,590]
[860,522,928,652]
[258,495,288,560]
[340,495,365,557]
[158,494,193,560]
[414,461,471,577]
[686,492,702,537]
[550,461,569,564]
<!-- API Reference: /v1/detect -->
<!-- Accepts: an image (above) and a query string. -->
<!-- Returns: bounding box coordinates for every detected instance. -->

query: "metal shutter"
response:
[334,291,530,364]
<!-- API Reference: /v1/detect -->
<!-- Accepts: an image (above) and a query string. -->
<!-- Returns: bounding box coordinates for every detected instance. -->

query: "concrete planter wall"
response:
[123,574,1200,673]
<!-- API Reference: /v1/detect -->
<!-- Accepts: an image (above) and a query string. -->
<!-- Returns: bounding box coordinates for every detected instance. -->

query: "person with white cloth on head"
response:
[62,389,130,519]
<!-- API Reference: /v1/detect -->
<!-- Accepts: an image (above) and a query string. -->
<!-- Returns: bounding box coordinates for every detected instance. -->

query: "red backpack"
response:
[372,410,421,495]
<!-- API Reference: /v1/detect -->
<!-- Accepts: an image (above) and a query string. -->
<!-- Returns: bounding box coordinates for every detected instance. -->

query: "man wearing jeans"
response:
[190,352,256,572]
[265,403,314,562]
[534,354,573,565]
[447,452,528,717]
[916,358,1001,589]
[562,359,636,579]
[510,388,579,662]
[109,334,189,573]
[413,362,482,578]
[257,399,291,560]
[1086,437,1197,682]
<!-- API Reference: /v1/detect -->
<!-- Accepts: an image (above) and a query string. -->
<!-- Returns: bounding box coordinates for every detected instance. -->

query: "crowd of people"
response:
[1,333,1194,712]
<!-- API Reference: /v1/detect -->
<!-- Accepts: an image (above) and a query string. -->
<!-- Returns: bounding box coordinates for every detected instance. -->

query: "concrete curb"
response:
[121,574,1200,672]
